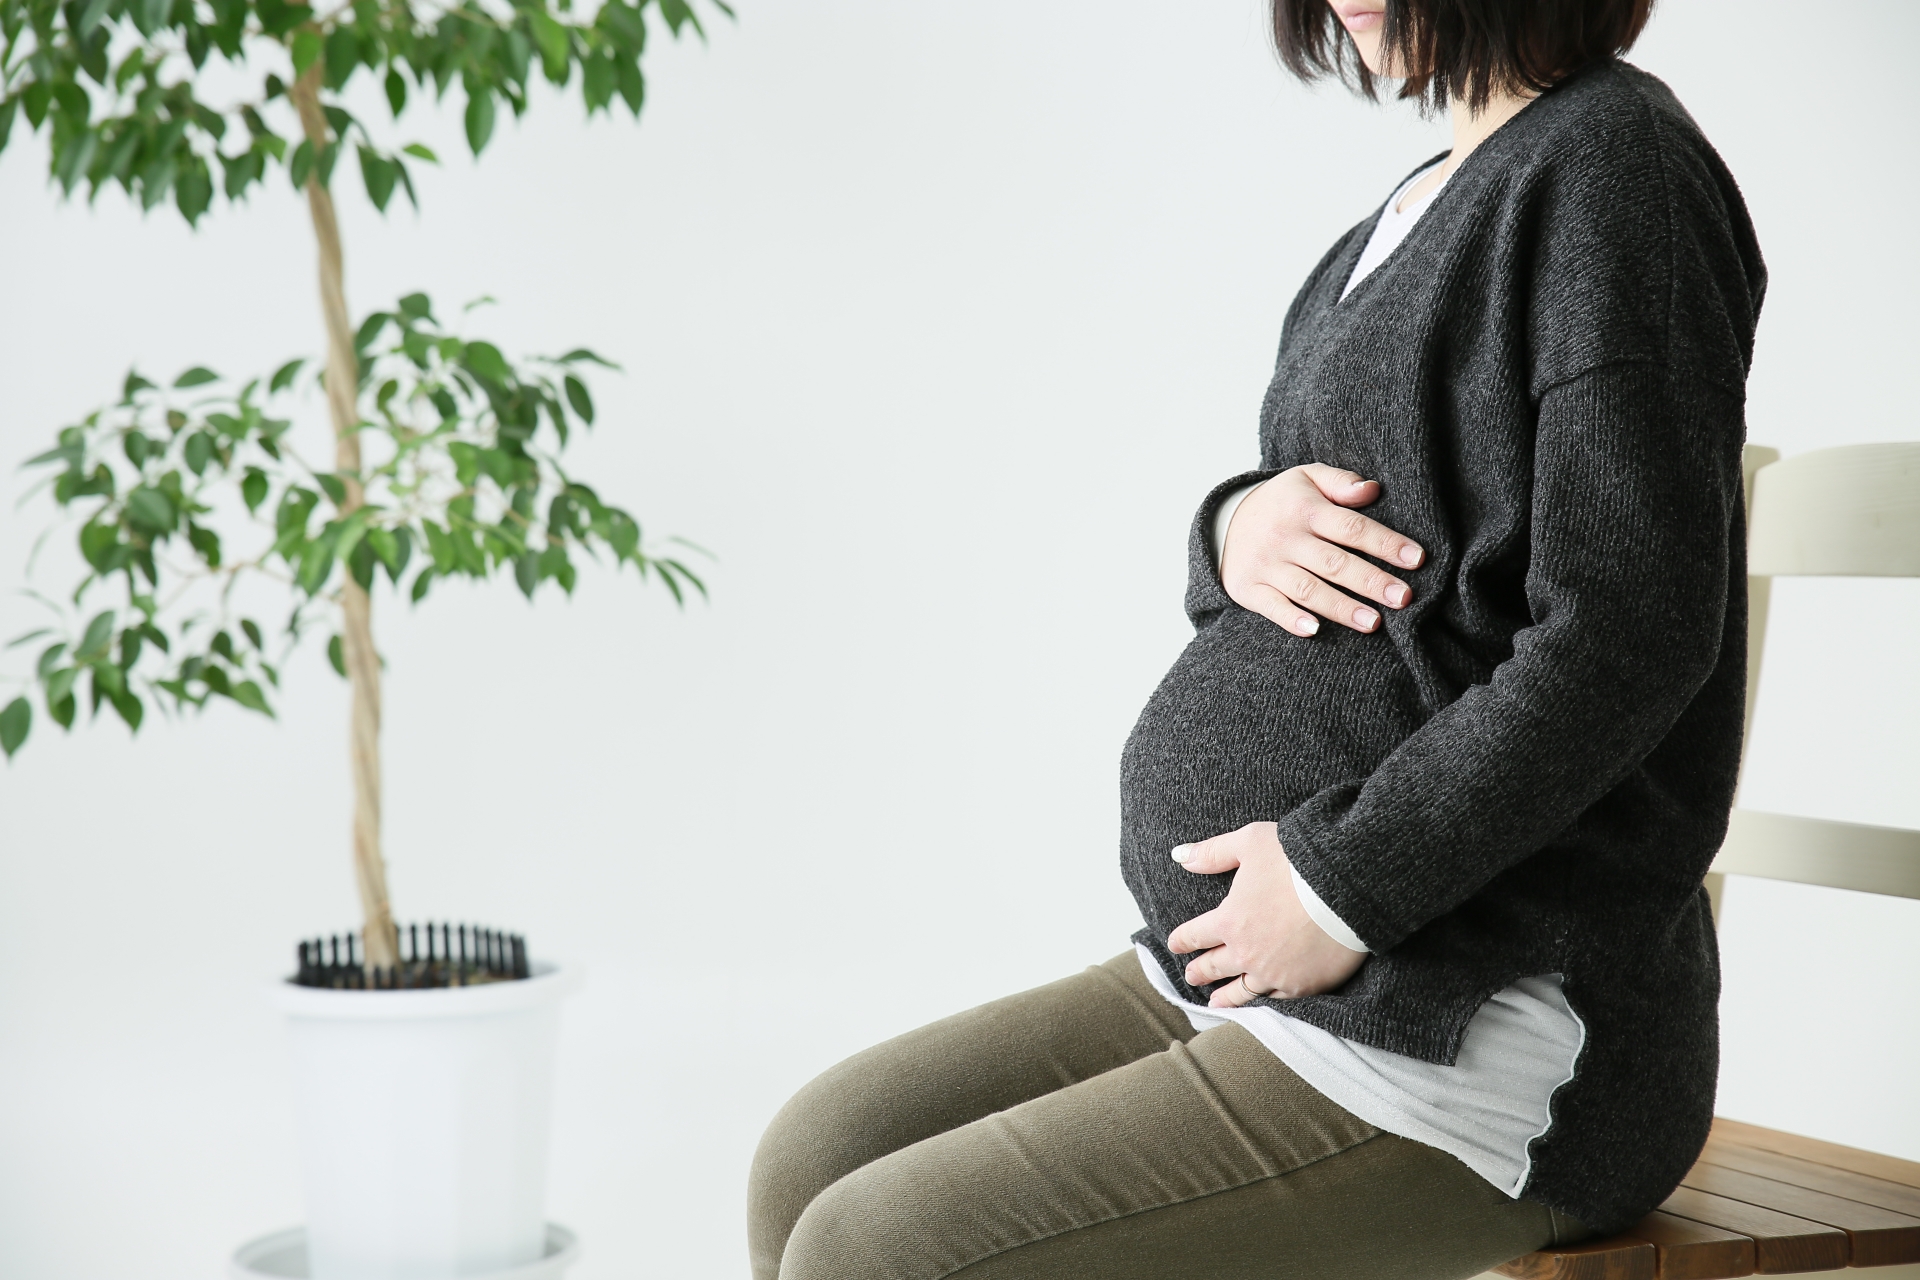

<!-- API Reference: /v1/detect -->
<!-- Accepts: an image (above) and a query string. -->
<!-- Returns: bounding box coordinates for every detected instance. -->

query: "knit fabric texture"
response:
[1120,58,1765,1234]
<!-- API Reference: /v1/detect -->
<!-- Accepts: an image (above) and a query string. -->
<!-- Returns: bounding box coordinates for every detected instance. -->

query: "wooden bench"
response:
[1496,443,1920,1280]
[1499,1119,1920,1280]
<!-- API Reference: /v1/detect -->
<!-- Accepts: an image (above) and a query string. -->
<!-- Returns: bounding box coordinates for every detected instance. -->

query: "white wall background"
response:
[2,1,1916,1275]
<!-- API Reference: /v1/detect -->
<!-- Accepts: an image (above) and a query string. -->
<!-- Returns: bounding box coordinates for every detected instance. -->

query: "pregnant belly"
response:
[1119,608,1427,950]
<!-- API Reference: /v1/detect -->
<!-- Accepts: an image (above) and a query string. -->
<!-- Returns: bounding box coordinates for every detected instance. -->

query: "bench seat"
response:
[1496,1119,1920,1280]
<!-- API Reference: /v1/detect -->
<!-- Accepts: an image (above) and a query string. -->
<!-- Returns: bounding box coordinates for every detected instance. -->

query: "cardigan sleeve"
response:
[1273,358,1744,954]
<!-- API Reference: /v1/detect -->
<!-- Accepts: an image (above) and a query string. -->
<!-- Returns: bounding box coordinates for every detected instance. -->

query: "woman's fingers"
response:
[1298,463,1381,507]
[1292,535,1416,612]
[1306,501,1425,571]
[1171,836,1243,874]
[1228,583,1320,637]
[1232,581,1322,637]
[1210,972,1270,1008]
[1220,466,1426,635]
[1231,551,1405,632]
[1166,909,1226,957]
[1181,944,1243,989]
[1266,564,1383,633]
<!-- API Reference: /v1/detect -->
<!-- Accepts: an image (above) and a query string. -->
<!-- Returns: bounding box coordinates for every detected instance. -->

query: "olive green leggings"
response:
[748,952,1589,1280]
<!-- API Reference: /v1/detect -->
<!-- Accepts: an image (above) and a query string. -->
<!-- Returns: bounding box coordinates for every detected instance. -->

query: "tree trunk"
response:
[291,66,398,970]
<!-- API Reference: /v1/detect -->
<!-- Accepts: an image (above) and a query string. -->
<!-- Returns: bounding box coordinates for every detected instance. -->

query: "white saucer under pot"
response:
[231,1223,579,1280]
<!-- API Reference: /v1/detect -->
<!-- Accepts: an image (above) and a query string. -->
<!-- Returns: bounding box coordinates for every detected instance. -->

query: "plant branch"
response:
[292,62,397,969]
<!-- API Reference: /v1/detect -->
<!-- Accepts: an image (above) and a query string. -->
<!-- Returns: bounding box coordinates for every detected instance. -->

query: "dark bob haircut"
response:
[1273,0,1656,112]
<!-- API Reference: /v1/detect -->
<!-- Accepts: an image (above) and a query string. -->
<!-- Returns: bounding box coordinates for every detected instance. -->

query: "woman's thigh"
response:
[779,1019,1574,1280]
[748,952,1197,1280]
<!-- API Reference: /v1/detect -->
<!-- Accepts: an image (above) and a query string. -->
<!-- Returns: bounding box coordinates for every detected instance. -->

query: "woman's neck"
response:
[1397,87,1535,211]
[1447,89,1534,171]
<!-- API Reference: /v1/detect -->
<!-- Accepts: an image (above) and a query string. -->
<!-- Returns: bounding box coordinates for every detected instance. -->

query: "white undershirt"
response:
[1158,160,1588,1198]
[1343,160,1450,299]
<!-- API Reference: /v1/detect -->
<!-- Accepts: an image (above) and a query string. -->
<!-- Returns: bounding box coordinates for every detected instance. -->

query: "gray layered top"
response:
[1121,59,1765,1234]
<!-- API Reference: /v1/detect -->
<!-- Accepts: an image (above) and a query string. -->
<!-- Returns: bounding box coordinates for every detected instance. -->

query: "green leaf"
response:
[124,430,154,467]
[539,545,575,594]
[463,341,511,384]
[324,25,361,91]
[327,634,346,676]
[385,68,408,117]
[398,292,432,321]
[401,143,438,163]
[313,473,348,506]
[79,522,119,571]
[257,0,315,36]
[564,375,594,424]
[241,619,264,649]
[109,689,143,731]
[7,630,53,651]
[122,370,157,402]
[184,432,215,475]
[464,87,496,155]
[175,161,212,225]
[606,510,640,560]
[291,29,323,77]
[0,697,29,758]
[349,539,376,590]
[241,467,270,512]
[269,358,304,393]
[78,610,117,659]
[174,366,219,388]
[95,667,128,706]
[125,486,175,534]
[355,311,392,352]
[409,569,434,603]
[232,681,272,715]
[616,56,646,115]
[366,527,398,575]
[47,666,80,709]
[187,523,222,566]
[583,54,615,113]
[558,347,619,369]
[514,551,538,597]
[297,536,336,594]
[357,145,396,212]
[528,10,571,81]
[289,139,315,190]
[390,526,413,579]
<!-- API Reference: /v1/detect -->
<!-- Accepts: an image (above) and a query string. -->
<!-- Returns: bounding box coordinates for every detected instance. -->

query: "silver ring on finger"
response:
[1240,974,1271,1002]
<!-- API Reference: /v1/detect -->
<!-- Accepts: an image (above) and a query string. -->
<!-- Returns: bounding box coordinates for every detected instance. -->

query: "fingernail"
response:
[1297,616,1319,635]
[1385,584,1408,607]
[1398,545,1422,567]
[1171,844,1193,864]
[1355,608,1379,629]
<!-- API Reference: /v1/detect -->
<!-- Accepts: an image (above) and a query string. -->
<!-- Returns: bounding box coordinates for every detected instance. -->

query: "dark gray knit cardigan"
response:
[1122,59,1765,1235]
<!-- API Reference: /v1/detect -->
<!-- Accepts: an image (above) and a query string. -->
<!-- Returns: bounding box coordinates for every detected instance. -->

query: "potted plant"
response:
[0,0,726,1273]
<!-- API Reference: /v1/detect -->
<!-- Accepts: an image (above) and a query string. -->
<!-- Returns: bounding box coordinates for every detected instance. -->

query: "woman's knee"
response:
[747,1070,872,1279]
[746,1039,943,1278]
[777,1160,940,1280]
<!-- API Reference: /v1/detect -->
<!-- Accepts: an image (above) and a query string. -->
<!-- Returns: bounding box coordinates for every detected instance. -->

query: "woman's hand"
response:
[1165,823,1366,1007]
[1223,465,1425,637]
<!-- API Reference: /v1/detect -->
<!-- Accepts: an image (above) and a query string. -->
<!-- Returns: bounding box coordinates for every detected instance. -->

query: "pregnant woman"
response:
[750,1,1764,1276]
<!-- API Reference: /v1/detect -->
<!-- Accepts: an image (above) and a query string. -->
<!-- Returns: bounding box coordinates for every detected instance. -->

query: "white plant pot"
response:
[259,961,582,1280]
